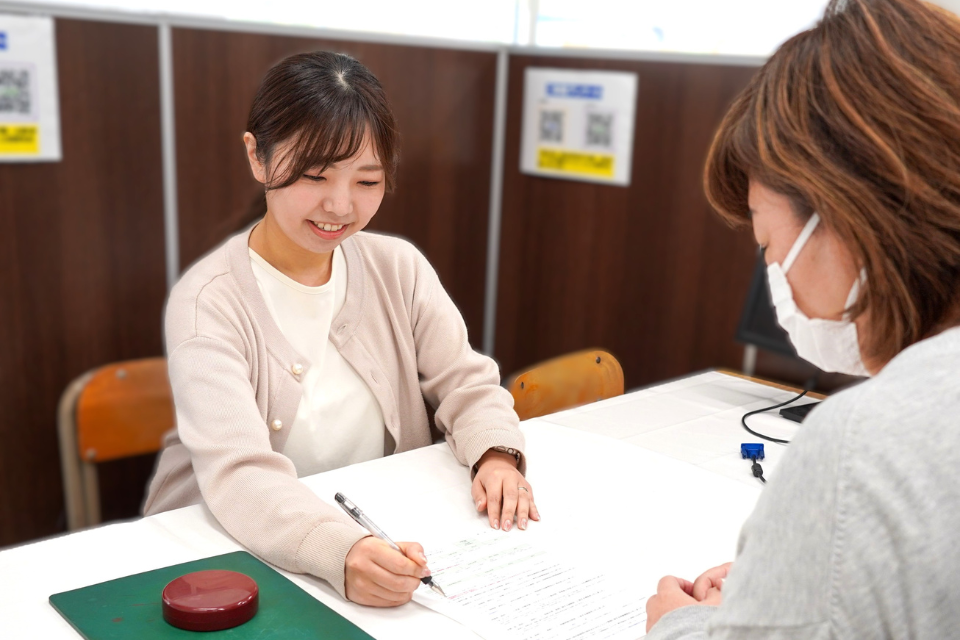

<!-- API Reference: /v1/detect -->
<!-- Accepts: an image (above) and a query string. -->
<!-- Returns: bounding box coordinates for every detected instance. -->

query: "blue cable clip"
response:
[741,443,765,461]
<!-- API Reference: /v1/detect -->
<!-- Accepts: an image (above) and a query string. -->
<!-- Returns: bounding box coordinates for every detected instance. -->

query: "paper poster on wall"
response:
[0,14,61,162]
[520,67,637,186]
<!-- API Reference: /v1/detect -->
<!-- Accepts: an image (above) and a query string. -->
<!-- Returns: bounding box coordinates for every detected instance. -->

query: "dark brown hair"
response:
[246,51,400,191]
[705,0,960,366]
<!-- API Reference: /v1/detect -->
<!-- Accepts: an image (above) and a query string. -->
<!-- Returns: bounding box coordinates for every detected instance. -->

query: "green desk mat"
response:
[49,551,375,639]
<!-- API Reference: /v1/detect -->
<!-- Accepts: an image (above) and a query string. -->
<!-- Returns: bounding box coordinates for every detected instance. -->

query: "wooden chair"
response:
[57,357,173,530]
[507,349,624,421]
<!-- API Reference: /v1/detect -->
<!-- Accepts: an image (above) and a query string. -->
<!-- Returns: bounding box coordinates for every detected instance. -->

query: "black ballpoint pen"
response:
[335,492,447,597]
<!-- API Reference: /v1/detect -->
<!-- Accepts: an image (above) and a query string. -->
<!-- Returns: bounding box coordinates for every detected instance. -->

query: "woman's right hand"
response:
[344,537,430,606]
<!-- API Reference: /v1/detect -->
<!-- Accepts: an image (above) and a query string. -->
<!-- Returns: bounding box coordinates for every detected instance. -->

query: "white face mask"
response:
[766,212,870,377]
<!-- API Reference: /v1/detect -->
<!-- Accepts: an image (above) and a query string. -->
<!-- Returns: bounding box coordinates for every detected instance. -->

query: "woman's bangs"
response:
[267,105,373,189]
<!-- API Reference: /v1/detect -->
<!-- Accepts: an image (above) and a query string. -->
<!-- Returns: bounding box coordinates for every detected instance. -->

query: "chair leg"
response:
[57,372,93,531]
[81,462,101,527]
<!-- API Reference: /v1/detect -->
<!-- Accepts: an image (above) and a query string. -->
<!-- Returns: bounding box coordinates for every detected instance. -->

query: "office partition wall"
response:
[495,55,758,386]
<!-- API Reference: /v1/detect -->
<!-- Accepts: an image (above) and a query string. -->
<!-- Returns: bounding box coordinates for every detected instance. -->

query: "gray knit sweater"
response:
[648,326,960,639]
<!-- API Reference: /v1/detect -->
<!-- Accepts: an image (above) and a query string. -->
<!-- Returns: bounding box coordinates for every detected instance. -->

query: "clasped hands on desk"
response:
[0,370,805,639]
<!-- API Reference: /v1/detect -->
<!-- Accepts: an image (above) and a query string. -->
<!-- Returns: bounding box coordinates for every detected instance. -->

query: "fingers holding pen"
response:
[375,540,429,581]
[345,537,428,607]
[397,541,430,573]
[361,564,420,602]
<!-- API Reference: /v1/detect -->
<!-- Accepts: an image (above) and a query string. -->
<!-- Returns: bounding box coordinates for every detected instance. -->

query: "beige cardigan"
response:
[143,226,525,598]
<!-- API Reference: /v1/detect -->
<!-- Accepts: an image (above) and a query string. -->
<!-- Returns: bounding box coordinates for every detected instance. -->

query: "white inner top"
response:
[249,245,385,477]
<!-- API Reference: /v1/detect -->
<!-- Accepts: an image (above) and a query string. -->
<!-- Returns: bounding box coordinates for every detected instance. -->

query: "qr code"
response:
[0,67,32,116]
[539,109,564,144]
[585,112,614,148]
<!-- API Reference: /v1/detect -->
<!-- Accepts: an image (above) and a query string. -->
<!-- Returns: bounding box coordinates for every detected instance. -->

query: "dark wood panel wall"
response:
[494,56,760,389]
[0,19,167,546]
[172,29,497,344]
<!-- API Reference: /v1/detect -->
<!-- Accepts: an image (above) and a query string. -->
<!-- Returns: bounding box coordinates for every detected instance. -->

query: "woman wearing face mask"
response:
[143,52,537,607]
[645,0,960,637]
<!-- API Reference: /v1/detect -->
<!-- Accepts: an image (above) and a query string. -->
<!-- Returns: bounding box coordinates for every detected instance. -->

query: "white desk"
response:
[537,370,805,486]
[0,371,805,639]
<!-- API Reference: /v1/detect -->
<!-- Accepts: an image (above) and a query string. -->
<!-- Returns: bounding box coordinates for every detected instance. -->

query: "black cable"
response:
[750,457,766,484]
[740,376,818,445]
[741,391,805,444]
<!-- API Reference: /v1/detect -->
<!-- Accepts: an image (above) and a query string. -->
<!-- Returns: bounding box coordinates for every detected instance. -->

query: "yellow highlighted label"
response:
[0,124,40,154]
[537,148,614,178]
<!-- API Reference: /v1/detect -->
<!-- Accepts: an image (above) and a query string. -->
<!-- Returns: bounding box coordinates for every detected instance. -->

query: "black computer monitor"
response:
[735,255,798,358]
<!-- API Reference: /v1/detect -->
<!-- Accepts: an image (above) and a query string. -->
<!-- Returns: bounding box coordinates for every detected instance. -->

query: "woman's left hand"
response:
[645,563,730,632]
[471,450,540,532]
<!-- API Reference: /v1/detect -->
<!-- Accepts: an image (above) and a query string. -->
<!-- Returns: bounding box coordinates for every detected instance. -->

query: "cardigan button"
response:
[270,419,283,431]
[291,363,304,376]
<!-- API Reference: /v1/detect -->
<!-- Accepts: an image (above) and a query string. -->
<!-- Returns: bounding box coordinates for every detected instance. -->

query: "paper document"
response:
[414,530,648,640]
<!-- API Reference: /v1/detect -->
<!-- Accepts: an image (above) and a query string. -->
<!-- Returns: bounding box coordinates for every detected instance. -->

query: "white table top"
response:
[537,370,804,486]
[0,371,805,639]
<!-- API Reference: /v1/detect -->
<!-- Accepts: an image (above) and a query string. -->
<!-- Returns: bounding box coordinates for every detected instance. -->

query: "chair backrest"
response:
[58,357,173,530]
[507,350,624,421]
[76,358,174,463]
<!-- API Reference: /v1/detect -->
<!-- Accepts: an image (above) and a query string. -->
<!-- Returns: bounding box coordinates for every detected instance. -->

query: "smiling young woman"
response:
[143,52,537,607]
